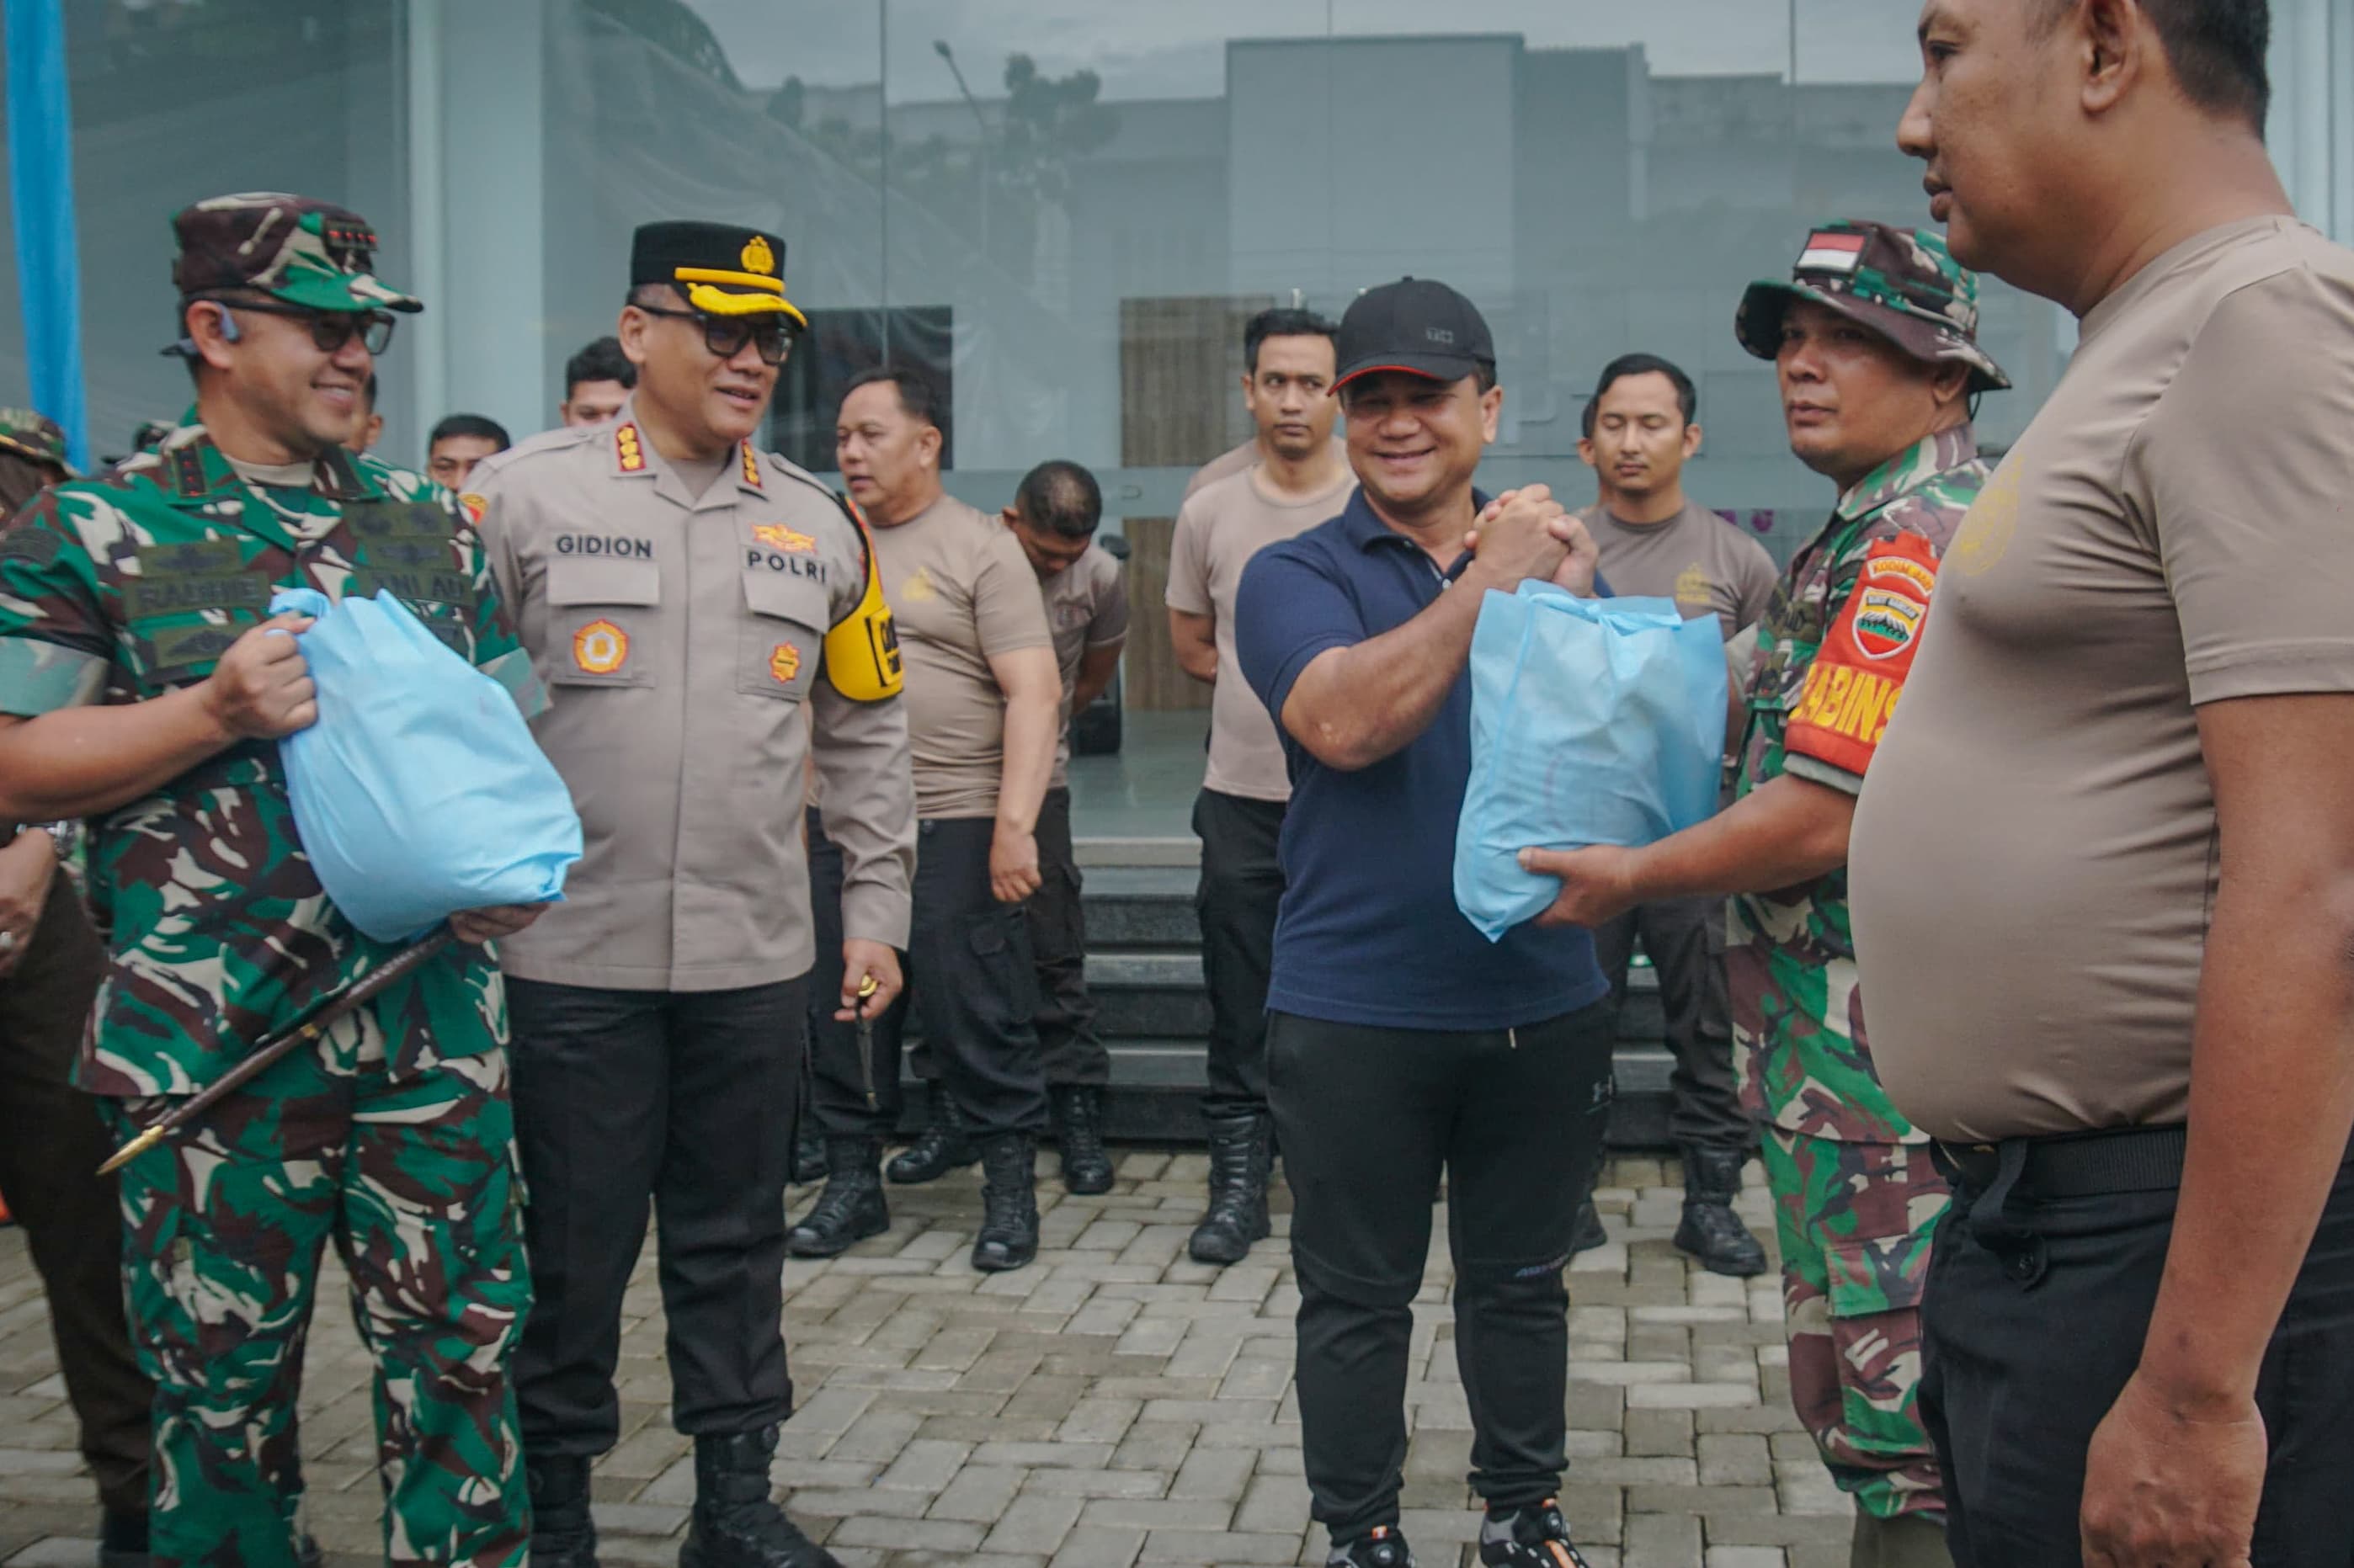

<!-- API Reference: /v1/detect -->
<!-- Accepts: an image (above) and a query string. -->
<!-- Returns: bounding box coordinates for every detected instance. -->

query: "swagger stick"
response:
[97,928,459,1175]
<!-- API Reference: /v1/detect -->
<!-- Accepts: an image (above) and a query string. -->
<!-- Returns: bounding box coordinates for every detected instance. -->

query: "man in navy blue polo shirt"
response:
[1235,277,1615,1568]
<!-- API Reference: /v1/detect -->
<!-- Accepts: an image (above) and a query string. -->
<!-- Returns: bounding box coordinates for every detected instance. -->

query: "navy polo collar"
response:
[1338,484,1491,581]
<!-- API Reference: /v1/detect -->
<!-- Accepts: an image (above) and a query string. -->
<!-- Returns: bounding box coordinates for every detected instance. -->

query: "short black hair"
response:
[1015,460,1103,540]
[565,335,636,398]
[429,413,511,450]
[359,372,379,414]
[2035,0,2269,129]
[1244,307,1340,375]
[841,365,944,430]
[1581,353,1698,439]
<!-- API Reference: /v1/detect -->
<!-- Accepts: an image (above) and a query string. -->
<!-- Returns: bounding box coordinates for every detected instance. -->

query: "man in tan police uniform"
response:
[796,365,1062,1275]
[1006,459,1127,1193]
[471,221,915,1568]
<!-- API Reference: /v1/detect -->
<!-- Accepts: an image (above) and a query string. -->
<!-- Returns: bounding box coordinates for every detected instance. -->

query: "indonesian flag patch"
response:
[1797,230,1867,275]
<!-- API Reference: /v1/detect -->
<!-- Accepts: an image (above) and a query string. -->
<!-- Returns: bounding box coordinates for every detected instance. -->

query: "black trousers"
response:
[1028,786,1108,1087]
[1194,789,1286,1118]
[807,813,1049,1140]
[1590,897,1750,1155]
[507,975,806,1454]
[1921,1138,2354,1565]
[0,876,152,1516]
[1270,1003,1616,1540]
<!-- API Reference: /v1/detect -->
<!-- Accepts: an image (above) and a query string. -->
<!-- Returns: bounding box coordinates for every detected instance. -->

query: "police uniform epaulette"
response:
[756,449,846,508]
[468,421,599,488]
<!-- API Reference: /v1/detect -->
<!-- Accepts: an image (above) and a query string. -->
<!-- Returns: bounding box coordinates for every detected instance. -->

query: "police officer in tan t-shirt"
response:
[471,221,915,1568]
[795,366,1062,1274]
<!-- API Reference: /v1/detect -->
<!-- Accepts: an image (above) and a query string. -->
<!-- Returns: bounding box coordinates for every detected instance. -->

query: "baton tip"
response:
[97,1127,163,1176]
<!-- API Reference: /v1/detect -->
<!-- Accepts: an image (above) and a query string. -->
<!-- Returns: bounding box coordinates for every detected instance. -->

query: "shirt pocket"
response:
[546,556,659,689]
[737,570,823,703]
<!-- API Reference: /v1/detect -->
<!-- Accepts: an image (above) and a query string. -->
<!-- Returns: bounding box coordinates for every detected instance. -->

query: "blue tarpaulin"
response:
[5,0,90,474]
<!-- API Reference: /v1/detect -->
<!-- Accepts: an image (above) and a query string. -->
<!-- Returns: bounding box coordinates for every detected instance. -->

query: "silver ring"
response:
[0,930,16,954]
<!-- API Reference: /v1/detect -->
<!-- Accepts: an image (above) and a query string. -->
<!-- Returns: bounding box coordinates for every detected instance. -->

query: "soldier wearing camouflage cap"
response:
[1525,219,2006,1567]
[0,192,543,1567]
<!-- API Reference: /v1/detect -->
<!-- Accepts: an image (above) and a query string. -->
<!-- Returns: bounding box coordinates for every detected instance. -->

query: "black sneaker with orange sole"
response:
[1328,1523,1416,1566]
[1478,1498,1592,1567]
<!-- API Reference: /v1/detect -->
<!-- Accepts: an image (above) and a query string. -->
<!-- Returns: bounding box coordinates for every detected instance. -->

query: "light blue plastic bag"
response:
[271,587,581,942]
[1454,586,1728,942]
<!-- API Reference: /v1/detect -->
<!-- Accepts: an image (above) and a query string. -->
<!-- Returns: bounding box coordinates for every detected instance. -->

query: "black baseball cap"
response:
[1332,276,1495,395]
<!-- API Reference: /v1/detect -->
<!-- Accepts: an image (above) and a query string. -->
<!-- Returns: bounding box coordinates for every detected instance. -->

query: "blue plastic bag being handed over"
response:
[270,587,581,942]
[1454,586,1728,942]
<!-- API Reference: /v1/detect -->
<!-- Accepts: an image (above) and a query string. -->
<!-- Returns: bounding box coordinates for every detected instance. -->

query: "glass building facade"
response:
[3,0,2351,750]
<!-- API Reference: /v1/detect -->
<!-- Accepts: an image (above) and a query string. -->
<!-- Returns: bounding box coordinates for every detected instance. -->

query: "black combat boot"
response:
[786,1138,887,1258]
[885,1092,978,1184]
[1051,1084,1116,1195]
[1569,1199,1610,1255]
[790,1117,825,1186]
[526,1453,599,1568]
[1187,1109,1273,1266]
[679,1426,842,1568]
[1674,1145,1768,1278]
[972,1134,1041,1272]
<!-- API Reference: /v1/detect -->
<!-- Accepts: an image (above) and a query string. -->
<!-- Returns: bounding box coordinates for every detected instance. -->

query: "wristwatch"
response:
[3,821,80,860]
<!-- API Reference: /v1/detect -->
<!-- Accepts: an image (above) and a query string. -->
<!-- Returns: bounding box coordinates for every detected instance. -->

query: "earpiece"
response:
[216,307,242,343]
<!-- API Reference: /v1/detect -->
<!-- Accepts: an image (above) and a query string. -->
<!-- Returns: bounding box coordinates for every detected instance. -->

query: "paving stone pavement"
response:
[0,1153,1855,1568]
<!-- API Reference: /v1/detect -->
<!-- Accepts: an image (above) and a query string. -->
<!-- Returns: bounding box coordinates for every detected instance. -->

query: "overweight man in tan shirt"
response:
[474,221,916,1568]
[796,366,1063,1273]
[1851,4,2354,1563]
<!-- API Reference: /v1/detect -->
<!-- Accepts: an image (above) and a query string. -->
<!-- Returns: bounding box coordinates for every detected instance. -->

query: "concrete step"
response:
[1063,858,1685,1148]
[1079,865,1198,949]
[1088,1040,1681,1145]
[886,1041,1680,1148]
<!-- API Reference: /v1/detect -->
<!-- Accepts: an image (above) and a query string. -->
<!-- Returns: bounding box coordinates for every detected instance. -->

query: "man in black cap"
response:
[470,220,917,1568]
[1231,278,1612,1568]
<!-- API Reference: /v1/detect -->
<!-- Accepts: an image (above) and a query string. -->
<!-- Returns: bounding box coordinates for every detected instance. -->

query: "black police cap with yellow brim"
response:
[631,221,807,327]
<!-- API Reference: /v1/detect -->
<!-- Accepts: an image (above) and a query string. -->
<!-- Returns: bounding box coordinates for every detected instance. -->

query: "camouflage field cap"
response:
[0,408,77,479]
[1735,221,2008,393]
[170,193,423,315]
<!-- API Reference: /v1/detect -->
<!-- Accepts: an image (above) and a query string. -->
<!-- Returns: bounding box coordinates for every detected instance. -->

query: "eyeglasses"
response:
[200,296,397,355]
[634,303,794,366]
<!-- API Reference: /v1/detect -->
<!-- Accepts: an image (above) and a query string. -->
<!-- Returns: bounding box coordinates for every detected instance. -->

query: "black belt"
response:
[1933,1124,2190,1199]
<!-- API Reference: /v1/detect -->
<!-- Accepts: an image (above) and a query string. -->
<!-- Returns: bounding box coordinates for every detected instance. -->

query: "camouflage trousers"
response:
[1760,1128,1949,1523]
[104,1045,530,1567]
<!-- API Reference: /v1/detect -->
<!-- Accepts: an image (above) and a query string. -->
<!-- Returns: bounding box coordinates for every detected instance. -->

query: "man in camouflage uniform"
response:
[1522,221,2004,1568]
[0,409,156,1568]
[0,194,547,1568]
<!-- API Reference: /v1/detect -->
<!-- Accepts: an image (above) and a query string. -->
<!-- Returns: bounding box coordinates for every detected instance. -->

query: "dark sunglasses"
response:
[635,303,794,366]
[202,296,397,355]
